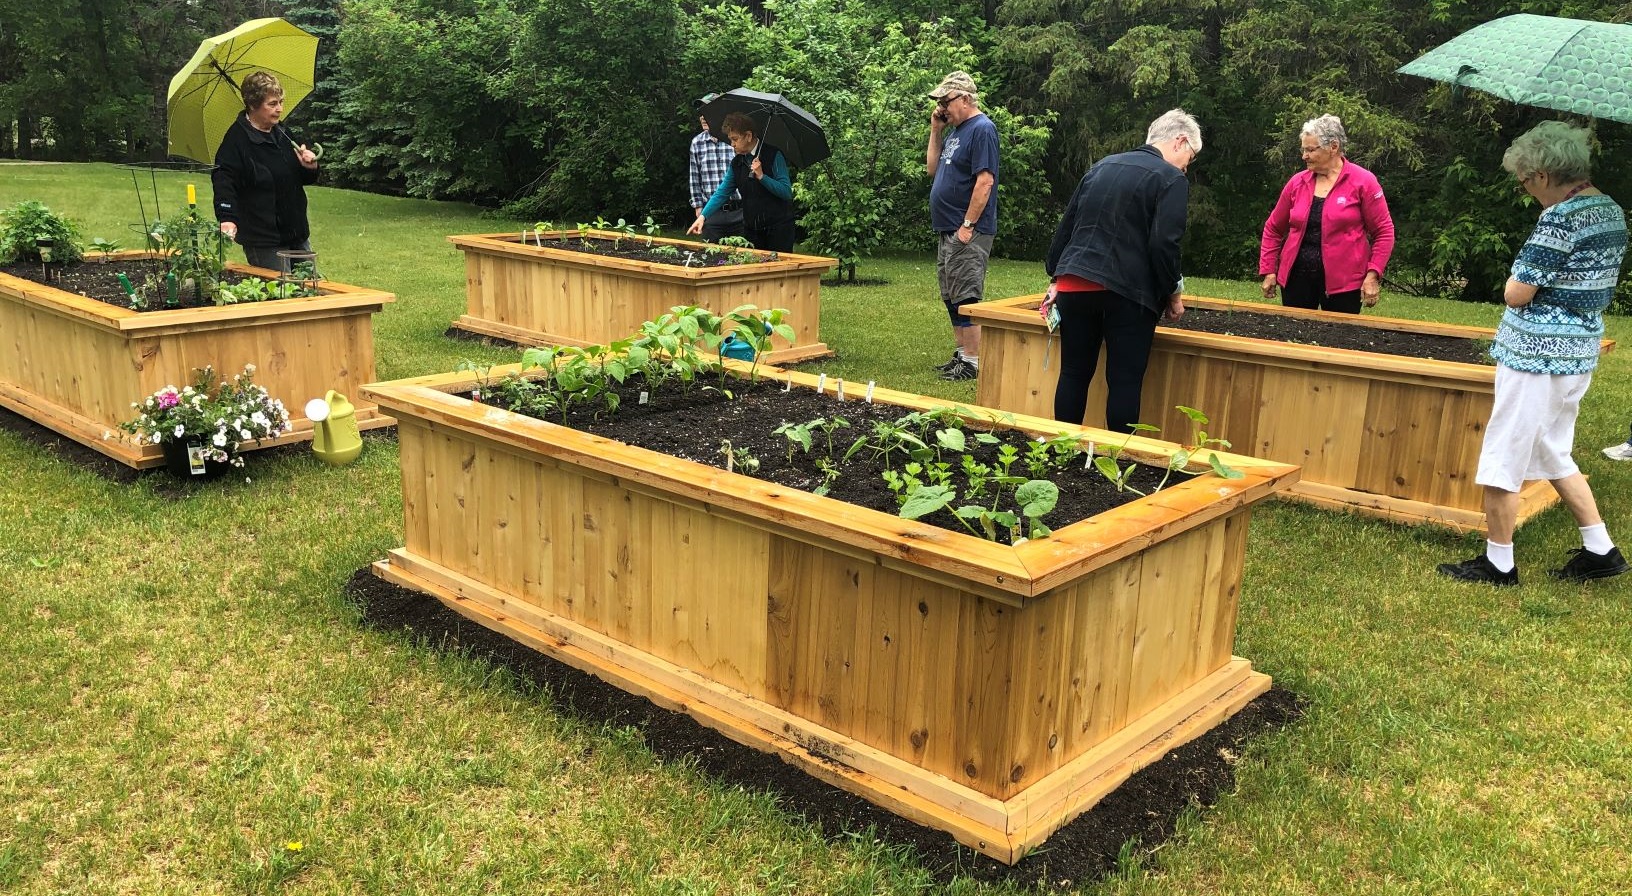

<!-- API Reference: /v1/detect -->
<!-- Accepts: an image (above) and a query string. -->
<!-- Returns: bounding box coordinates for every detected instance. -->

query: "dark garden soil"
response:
[348,567,1307,890]
[478,375,1182,543]
[521,236,777,268]
[1170,307,1491,364]
[0,402,394,494]
[1,258,265,311]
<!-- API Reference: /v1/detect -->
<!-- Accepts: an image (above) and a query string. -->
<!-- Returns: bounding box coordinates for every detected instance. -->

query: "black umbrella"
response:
[700,88,830,169]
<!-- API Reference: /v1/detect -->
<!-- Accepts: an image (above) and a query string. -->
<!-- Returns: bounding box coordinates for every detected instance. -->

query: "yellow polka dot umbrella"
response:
[166,18,319,163]
[1398,14,1632,124]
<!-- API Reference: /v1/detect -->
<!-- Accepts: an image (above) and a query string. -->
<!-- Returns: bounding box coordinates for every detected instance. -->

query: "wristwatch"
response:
[961,219,975,230]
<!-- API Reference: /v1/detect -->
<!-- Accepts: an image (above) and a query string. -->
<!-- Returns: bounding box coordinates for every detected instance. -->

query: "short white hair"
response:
[1301,114,1346,151]
[1146,109,1202,154]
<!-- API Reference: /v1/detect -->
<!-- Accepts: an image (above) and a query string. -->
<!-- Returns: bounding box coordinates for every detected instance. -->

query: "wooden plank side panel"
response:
[1125,523,1226,722]
[1250,365,1368,486]
[640,498,770,697]
[1424,385,1491,512]
[398,420,434,557]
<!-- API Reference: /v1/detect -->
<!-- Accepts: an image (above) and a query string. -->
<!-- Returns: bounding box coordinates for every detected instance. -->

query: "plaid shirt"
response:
[690,131,737,209]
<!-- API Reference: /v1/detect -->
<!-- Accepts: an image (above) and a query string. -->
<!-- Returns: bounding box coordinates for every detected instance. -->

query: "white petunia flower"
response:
[213,432,227,447]
[173,424,185,438]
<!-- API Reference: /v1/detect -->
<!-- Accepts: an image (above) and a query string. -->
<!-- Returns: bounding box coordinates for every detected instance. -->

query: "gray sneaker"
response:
[1603,442,1632,461]
[935,351,964,372]
[938,359,978,381]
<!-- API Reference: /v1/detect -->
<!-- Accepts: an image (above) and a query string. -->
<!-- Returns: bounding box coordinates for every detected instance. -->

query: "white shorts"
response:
[1475,365,1592,493]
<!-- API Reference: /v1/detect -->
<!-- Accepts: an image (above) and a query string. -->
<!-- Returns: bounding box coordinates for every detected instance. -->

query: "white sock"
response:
[1485,540,1515,572]
[1580,524,1614,555]
[963,354,979,367]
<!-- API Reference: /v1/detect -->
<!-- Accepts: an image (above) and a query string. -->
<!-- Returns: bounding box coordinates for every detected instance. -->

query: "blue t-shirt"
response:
[1492,193,1626,375]
[929,113,999,235]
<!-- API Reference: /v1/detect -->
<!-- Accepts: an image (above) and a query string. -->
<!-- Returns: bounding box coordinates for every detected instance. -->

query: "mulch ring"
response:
[0,403,394,495]
[348,568,1307,890]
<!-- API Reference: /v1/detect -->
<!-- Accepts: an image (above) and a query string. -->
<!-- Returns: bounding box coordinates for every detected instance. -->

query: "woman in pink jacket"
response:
[1259,115,1395,313]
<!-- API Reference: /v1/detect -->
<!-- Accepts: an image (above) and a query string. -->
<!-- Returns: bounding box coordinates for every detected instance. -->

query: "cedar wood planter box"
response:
[362,365,1299,863]
[0,250,395,469]
[964,294,1616,533]
[448,230,837,365]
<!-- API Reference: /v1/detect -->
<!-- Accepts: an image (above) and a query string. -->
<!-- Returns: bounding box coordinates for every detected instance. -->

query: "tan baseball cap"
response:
[928,71,978,102]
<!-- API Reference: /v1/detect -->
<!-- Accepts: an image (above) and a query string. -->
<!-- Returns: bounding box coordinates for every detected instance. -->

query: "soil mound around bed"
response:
[349,567,1307,890]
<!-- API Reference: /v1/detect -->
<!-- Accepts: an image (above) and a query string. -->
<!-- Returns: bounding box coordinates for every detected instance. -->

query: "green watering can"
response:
[304,390,363,466]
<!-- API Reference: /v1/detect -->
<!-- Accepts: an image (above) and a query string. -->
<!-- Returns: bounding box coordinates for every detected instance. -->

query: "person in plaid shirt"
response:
[690,94,743,241]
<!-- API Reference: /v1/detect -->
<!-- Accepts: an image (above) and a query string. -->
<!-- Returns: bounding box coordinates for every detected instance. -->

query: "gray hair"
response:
[1301,114,1346,151]
[1502,120,1593,183]
[1145,109,1202,154]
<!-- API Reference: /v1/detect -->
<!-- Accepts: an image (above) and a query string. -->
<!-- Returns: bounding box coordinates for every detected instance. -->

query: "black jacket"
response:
[1045,144,1188,314]
[211,112,317,248]
[731,143,794,227]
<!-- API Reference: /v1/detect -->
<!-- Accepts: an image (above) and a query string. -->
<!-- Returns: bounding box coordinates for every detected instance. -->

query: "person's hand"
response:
[1362,272,1381,308]
[929,106,947,135]
[686,214,705,236]
[1260,274,1277,300]
[750,157,763,180]
[1162,292,1185,323]
[956,223,973,245]
[1039,282,1058,322]
[295,143,318,169]
[219,221,238,240]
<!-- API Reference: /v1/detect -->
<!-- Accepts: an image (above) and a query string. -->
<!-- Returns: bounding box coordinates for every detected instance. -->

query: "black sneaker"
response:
[935,351,964,372]
[939,359,978,381]
[1547,546,1629,582]
[1436,555,1519,587]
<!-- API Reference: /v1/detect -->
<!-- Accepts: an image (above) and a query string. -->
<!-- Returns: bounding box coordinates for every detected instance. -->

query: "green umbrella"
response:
[1398,14,1632,124]
[167,17,319,163]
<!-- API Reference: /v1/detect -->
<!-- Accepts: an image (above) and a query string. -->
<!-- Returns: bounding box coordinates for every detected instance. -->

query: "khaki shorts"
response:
[1475,365,1592,492]
[937,231,993,325]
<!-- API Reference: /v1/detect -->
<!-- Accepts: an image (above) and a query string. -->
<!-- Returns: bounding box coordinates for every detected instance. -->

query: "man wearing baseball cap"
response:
[926,70,999,381]
[690,93,743,241]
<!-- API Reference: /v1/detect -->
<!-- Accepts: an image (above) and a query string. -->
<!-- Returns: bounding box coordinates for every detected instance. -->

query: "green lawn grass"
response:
[2,163,1630,894]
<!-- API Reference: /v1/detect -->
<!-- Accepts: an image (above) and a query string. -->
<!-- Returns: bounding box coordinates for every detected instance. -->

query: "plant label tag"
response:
[865,381,875,403]
[836,379,845,401]
[783,374,793,392]
[638,391,649,405]
[187,444,207,476]
[816,373,827,394]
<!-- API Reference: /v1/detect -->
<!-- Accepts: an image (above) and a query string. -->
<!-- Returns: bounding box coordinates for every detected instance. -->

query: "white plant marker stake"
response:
[783,372,793,392]
[816,373,827,395]
[638,390,649,405]
[865,380,876,403]
[1086,441,1095,469]
[836,379,845,401]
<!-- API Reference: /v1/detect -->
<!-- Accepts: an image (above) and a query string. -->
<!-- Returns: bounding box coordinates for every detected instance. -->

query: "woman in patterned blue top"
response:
[1439,122,1629,586]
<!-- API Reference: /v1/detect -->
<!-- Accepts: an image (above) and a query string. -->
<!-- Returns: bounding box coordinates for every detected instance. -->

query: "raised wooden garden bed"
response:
[0,250,394,469]
[964,294,1614,532]
[448,230,837,365]
[362,365,1298,863]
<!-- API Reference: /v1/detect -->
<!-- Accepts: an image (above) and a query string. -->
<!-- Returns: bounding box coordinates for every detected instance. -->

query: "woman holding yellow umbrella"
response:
[166,17,320,270]
[210,71,320,270]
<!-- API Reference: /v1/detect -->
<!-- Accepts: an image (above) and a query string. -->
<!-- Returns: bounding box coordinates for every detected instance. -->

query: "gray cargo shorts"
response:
[936,230,993,326]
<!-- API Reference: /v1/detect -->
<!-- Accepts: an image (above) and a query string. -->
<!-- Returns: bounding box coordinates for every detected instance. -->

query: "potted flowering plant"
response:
[117,364,292,477]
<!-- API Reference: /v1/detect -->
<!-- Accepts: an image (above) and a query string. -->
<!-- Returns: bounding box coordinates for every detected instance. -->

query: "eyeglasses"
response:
[936,94,961,108]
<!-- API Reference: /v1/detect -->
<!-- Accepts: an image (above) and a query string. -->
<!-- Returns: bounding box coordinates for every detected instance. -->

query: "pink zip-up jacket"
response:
[1259,161,1395,294]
